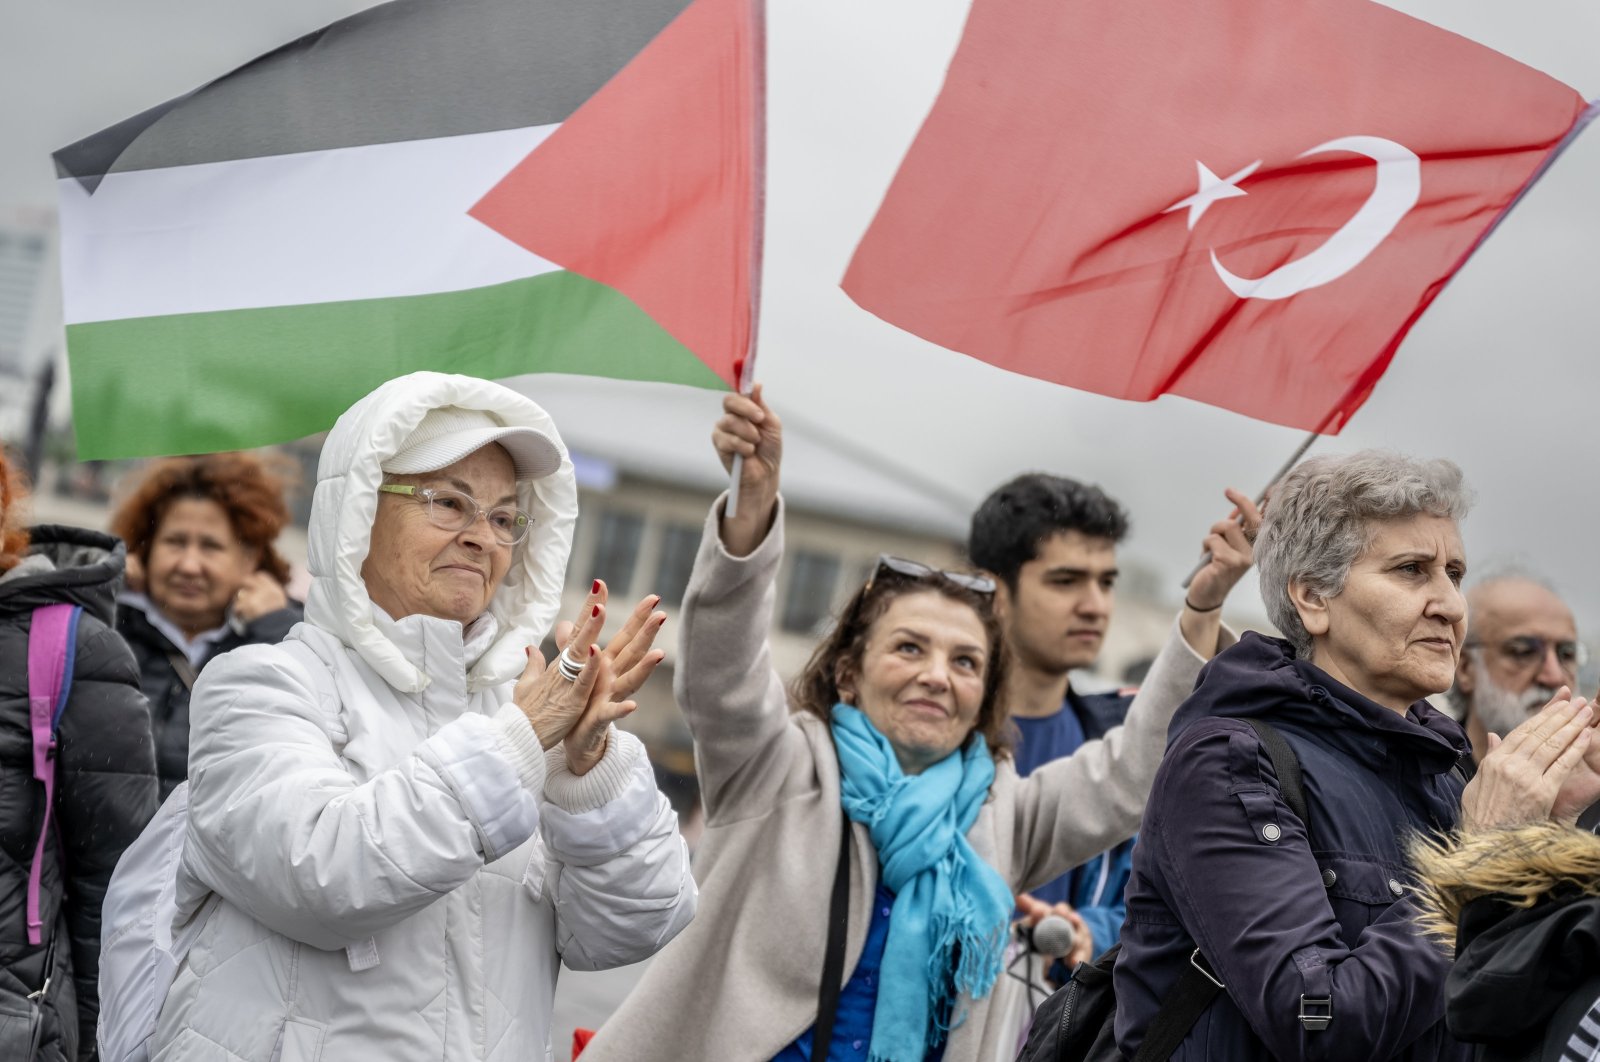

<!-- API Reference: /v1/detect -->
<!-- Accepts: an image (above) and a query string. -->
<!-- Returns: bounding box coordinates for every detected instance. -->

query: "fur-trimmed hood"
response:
[305,371,578,695]
[1411,821,1600,945]
[1412,821,1600,1046]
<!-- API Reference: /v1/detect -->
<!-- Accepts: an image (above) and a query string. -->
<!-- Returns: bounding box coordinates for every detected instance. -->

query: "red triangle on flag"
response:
[471,0,761,389]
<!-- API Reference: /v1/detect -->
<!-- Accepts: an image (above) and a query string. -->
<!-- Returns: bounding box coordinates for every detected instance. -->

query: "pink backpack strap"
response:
[26,603,82,948]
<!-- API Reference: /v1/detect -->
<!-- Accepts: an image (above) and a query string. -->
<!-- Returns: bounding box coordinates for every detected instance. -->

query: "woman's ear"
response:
[1288,577,1331,638]
[834,661,857,706]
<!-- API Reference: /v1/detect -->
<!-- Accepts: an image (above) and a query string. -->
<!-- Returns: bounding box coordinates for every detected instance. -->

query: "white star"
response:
[1162,159,1262,230]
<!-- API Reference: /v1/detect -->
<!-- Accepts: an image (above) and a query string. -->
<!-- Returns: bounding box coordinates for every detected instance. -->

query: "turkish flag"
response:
[842,0,1593,432]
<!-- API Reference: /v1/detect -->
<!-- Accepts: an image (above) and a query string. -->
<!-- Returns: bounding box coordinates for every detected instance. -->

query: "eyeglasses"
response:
[377,484,533,546]
[867,554,996,595]
[1465,635,1589,676]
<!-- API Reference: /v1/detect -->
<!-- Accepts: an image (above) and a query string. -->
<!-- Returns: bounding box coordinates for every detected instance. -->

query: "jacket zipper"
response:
[1057,978,1081,1059]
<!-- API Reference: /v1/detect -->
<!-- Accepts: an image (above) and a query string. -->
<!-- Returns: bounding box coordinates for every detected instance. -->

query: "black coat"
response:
[116,594,300,798]
[1449,892,1600,1061]
[0,526,159,1061]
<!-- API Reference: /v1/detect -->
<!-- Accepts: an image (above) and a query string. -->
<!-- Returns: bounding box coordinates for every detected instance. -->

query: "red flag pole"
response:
[725,0,767,519]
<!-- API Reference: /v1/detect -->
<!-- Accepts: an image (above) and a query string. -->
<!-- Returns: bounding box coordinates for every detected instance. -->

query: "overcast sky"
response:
[2,0,1597,636]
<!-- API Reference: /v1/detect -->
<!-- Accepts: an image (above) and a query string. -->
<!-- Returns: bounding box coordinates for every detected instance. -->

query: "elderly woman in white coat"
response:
[148,372,695,1061]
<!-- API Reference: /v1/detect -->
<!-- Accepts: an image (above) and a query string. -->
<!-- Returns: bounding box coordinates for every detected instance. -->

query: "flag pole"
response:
[1178,421,1325,591]
[725,0,767,520]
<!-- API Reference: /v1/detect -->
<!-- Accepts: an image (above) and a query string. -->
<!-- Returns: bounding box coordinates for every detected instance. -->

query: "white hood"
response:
[304,371,578,694]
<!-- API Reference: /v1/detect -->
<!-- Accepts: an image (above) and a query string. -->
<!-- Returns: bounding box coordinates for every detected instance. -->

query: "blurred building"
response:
[0,212,56,442]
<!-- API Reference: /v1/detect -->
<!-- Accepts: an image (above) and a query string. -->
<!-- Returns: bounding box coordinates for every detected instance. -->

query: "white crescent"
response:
[1211,136,1420,301]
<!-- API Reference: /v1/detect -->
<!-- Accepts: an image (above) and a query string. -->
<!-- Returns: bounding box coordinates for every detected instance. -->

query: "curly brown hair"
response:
[110,452,295,584]
[789,566,1014,760]
[0,447,31,574]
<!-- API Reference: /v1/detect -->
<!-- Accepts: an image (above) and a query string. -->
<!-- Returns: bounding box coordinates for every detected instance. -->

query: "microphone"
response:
[1016,914,1076,958]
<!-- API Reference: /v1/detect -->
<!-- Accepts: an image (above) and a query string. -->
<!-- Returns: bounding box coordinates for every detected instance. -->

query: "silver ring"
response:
[556,648,585,682]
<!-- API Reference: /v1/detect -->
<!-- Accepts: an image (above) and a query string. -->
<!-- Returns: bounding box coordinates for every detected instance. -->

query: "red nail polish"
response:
[591,579,600,594]
[589,645,597,657]
[592,605,600,618]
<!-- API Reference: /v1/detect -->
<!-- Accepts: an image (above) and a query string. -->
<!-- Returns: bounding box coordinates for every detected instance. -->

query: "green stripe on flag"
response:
[67,270,725,459]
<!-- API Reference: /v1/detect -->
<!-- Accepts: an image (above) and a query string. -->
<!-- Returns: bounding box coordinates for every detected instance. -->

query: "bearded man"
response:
[1452,571,1588,761]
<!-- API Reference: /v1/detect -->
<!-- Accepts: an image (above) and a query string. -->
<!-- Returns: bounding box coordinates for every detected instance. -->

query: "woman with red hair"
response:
[111,452,302,797]
[0,446,158,1060]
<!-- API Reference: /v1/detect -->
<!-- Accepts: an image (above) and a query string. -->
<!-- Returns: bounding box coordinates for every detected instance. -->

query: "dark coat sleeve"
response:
[1142,720,1449,1060]
[53,616,160,1056]
[231,602,302,652]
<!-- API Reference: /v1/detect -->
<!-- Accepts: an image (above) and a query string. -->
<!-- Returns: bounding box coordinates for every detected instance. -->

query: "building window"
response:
[590,509,645,598]
[655,522,702,607]
[782,549,841,634]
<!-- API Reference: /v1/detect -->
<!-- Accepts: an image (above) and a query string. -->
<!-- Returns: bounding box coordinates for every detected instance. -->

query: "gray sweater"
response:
[583,496,1229,1061]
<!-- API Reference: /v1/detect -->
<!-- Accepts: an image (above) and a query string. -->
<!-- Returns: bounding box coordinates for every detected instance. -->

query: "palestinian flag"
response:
[55,0,762,459]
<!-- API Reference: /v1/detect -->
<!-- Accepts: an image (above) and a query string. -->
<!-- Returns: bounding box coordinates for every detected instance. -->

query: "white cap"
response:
[382,406,562,481]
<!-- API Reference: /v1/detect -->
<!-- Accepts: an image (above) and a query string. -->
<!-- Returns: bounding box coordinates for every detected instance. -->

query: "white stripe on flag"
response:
[58,124,560,324]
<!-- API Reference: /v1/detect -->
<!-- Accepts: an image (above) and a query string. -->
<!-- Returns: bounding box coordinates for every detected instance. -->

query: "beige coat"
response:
[584,498,1230,1061]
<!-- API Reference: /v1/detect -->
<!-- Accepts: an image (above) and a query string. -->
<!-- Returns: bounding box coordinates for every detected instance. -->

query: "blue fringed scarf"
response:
[830,704,1012,1062]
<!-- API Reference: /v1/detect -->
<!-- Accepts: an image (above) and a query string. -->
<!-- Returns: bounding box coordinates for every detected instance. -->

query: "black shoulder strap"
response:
[1131,948,1224,1062]
[165,648,200,691]
[1244,718,1309,830]
[1129,719,1311,1062]
[814,813,852,1055]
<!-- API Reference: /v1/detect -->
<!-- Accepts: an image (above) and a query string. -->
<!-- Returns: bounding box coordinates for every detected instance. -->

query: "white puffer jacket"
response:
[149,373,696,1062]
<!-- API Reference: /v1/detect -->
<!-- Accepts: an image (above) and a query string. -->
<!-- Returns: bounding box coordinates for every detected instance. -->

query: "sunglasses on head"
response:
[866,554,996,596]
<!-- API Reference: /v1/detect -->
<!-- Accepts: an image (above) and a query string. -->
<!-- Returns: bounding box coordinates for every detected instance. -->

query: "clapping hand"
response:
[513,580,667,776]
[1461,687,1597,829]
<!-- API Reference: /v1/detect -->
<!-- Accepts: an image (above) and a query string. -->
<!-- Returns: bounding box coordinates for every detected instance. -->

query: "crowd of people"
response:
[0,369,1595,1062]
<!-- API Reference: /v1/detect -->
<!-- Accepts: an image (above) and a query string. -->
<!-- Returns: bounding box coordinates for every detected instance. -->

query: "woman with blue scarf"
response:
[580,387,1239,1062]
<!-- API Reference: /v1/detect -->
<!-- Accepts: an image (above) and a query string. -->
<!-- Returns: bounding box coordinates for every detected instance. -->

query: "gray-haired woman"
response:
[1112,451,1600,1062]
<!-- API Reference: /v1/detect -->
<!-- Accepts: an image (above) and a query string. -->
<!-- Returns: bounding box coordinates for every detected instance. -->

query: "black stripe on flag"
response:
[56,0,692,192]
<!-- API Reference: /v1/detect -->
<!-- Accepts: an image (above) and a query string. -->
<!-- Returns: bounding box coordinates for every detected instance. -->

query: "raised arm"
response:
[1010,615,1229,888]
[673,385,813,821]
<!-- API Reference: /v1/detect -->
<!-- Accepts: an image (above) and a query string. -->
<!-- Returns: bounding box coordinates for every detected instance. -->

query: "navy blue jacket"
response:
[1114,632,1473,1061]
